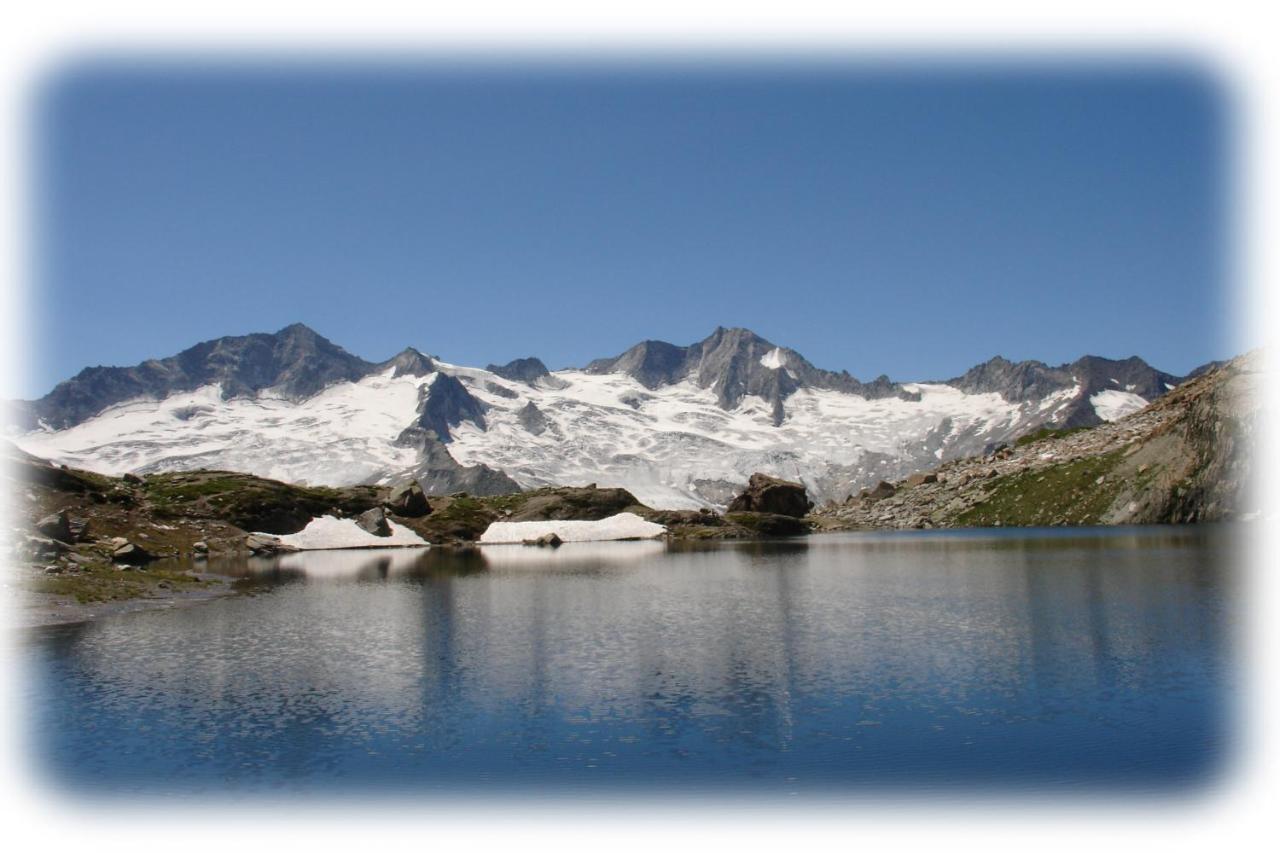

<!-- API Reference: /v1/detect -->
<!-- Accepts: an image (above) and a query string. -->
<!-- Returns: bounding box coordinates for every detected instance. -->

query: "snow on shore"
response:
[268,515,429,550]
[479,512,666,545]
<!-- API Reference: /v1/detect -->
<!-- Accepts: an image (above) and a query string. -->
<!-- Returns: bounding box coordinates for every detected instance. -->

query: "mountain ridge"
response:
[8,323,1219,508]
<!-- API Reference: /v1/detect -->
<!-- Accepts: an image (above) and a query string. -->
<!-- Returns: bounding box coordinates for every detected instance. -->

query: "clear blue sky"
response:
[26,58,1232,398]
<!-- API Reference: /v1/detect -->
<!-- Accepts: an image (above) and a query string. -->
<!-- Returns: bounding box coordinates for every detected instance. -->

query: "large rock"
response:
[507,485,639,522]
[111,541,155,565]
[35,511,73,542]
[726,473,812,518]
[355,507,392,537]
[387,481,431,517]
[244,533,297,555]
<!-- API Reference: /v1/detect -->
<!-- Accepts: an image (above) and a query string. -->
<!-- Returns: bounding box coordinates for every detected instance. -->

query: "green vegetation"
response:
[142,471,381,533]
[1013,425,1090,448]
[950,449,1128,527]
[31,563,217,604]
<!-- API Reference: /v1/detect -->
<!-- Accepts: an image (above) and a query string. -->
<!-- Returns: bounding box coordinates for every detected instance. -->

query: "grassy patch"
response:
[30,564,215,604]
[1013,425,1092,448]
[950,449,1127,527]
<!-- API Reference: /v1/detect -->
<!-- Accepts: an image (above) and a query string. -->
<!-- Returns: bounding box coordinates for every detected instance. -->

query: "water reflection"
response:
[25,527,1235,793]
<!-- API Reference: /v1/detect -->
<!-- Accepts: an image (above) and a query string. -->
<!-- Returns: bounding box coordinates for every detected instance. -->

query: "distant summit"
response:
[23,324,374,430]
[585,326,908,425]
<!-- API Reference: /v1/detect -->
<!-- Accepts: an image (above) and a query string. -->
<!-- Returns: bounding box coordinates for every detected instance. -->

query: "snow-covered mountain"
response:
[7,324,1189,508]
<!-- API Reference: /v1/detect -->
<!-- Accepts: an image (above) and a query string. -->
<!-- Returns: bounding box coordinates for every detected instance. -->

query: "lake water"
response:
[22,527,1236,796]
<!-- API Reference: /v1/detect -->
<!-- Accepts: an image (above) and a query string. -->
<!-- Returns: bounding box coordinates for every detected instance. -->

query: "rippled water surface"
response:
[24,528,1235,795]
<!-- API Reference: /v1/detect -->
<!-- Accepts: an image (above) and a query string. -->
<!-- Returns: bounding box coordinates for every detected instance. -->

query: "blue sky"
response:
[27,59,1230,397]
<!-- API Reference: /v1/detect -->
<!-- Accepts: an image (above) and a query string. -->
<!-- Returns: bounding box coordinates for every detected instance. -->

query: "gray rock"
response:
[356,507,392,537]
[35,511,72,542]
[522,532,563,547]
[244,533,296,555]
[517,401,549,436]
[111,541,155,565]
[387,481,431,517]
[905,472,938,487]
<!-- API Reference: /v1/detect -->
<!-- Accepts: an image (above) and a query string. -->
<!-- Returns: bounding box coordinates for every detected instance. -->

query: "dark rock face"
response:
[517,401,549,436]
[486,357,552,385]
[22,323,376,430]
[726,473,812,518]
[485,382,519,399]
[395,430,521,497]
[356,506,392,537]
[522,532,563,547]
[408,373,486,442]
[387,481,431,517]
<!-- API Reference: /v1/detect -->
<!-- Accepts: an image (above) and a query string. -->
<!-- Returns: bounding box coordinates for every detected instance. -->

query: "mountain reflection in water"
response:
[25,528,1234,795]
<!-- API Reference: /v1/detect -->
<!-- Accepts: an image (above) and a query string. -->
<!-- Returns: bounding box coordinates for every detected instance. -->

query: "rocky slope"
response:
[8,323,1202,508]
[811,352,1262,530]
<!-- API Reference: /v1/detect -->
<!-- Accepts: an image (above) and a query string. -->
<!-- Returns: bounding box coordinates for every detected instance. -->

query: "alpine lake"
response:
[22,526,1237,797]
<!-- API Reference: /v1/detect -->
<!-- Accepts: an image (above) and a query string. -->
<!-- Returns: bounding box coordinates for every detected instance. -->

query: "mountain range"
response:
[6,324,1198,508]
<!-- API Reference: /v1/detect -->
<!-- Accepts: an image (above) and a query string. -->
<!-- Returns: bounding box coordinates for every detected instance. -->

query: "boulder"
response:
[387,481,431,518]
[905,472,938,487]
[726,473,812,518]
[122,472,143,485]
[522,532,563,547]
[35,511,73,542]
[355,507,393,537]
[865,481,897,501]
[111,541,155,565]
[244,533,297,555]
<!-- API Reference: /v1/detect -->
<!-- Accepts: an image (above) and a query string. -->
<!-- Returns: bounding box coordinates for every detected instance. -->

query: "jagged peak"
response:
[486,356,551,385]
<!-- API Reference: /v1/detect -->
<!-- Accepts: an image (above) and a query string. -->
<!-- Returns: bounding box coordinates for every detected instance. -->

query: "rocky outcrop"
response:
[387,481,431,517]
[727,473,812,518]
[812,353,1261,530]
[505,484,640,522]
[397,430,521,497]
[408,373,486,442]
[517,401,549,436]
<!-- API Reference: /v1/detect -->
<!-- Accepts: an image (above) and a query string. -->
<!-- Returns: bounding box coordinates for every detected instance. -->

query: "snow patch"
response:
[760,348,787,370]
[479,512,666,544]
[270,515,429,550]
[1090,389,1148,422]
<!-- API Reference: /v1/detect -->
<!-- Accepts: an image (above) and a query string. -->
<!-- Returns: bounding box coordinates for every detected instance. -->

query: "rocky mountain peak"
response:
[22,324,374,430]
[486,357,552,385]
[380,347,438,378]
